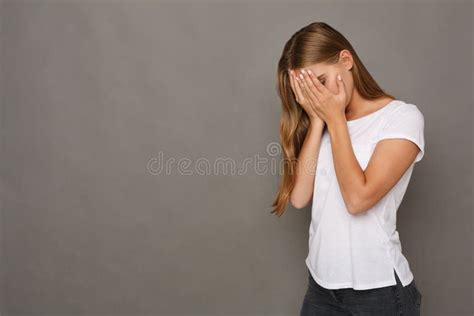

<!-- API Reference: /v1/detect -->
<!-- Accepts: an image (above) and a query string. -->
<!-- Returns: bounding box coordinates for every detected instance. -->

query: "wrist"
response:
[309,117,325,130]
[326,115,347,133]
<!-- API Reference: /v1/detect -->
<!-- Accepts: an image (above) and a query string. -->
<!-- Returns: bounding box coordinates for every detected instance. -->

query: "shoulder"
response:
[386,100,423,116]
[373,100,426,162]
[383,100,424,126]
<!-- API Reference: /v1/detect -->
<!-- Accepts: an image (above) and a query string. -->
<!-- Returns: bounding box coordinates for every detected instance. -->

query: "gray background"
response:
[0,1,472,315]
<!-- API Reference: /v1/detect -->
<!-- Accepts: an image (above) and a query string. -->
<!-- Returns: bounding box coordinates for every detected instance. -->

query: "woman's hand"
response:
[295,69,347,126]
[288,69,325,126]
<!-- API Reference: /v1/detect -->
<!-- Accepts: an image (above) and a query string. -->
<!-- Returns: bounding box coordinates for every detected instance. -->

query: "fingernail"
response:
[307,69,312,75]
[299,73,304,79]
[337,74,342,81]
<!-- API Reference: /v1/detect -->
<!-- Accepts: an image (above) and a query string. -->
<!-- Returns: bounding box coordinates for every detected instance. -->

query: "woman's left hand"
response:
[295,69,348,126]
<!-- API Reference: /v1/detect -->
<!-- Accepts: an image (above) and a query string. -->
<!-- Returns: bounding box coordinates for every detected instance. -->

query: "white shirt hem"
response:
[305,258,411,290]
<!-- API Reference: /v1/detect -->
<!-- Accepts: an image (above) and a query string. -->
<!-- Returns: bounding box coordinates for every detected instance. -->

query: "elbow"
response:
[346,194,371,215]
[290,195,310,210]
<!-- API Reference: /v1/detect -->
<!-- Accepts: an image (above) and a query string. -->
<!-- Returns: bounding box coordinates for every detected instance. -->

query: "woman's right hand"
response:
[288,69,325,126]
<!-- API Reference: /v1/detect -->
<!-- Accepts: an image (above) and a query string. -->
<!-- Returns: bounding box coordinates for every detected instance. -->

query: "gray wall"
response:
[0,1,4,313]
[0,1,472,315]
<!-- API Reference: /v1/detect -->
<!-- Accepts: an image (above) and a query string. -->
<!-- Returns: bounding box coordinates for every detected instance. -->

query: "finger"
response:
[302,70,322,102]
[336,73,346,96]
[299,70,318,103]
[296,74,310,101]
[307,69,330,97]
[288,70,298,97]
[293,71,306,102]
[297,74,319,115]
[288,71,302,104]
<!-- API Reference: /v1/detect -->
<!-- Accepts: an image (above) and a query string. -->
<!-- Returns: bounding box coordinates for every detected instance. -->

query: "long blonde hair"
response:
[271,22,395,216]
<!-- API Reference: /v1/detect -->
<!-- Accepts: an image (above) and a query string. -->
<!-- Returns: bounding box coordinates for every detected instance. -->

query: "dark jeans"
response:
[300,269,422,315]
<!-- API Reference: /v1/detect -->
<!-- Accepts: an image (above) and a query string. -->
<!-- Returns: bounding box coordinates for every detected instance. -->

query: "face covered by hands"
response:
[292,67,349,126]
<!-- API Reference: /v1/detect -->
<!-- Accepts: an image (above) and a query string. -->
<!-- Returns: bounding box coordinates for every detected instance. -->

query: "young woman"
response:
[272,22,424,315]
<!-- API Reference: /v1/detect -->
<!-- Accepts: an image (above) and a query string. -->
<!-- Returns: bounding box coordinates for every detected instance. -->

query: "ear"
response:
[339,49,354,71]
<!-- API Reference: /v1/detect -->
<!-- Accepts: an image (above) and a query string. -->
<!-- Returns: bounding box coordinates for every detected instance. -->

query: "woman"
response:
[272,22,424,315]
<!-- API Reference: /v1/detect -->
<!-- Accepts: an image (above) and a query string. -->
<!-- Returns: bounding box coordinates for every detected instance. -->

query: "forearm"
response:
[290,120,325,209]
[327,117,366,214]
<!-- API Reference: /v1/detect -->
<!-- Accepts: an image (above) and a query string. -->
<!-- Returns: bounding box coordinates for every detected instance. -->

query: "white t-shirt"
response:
[305,99,425,290]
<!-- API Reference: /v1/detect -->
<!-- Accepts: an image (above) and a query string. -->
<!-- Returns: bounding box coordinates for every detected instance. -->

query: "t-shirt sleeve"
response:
[373,104,425,163]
